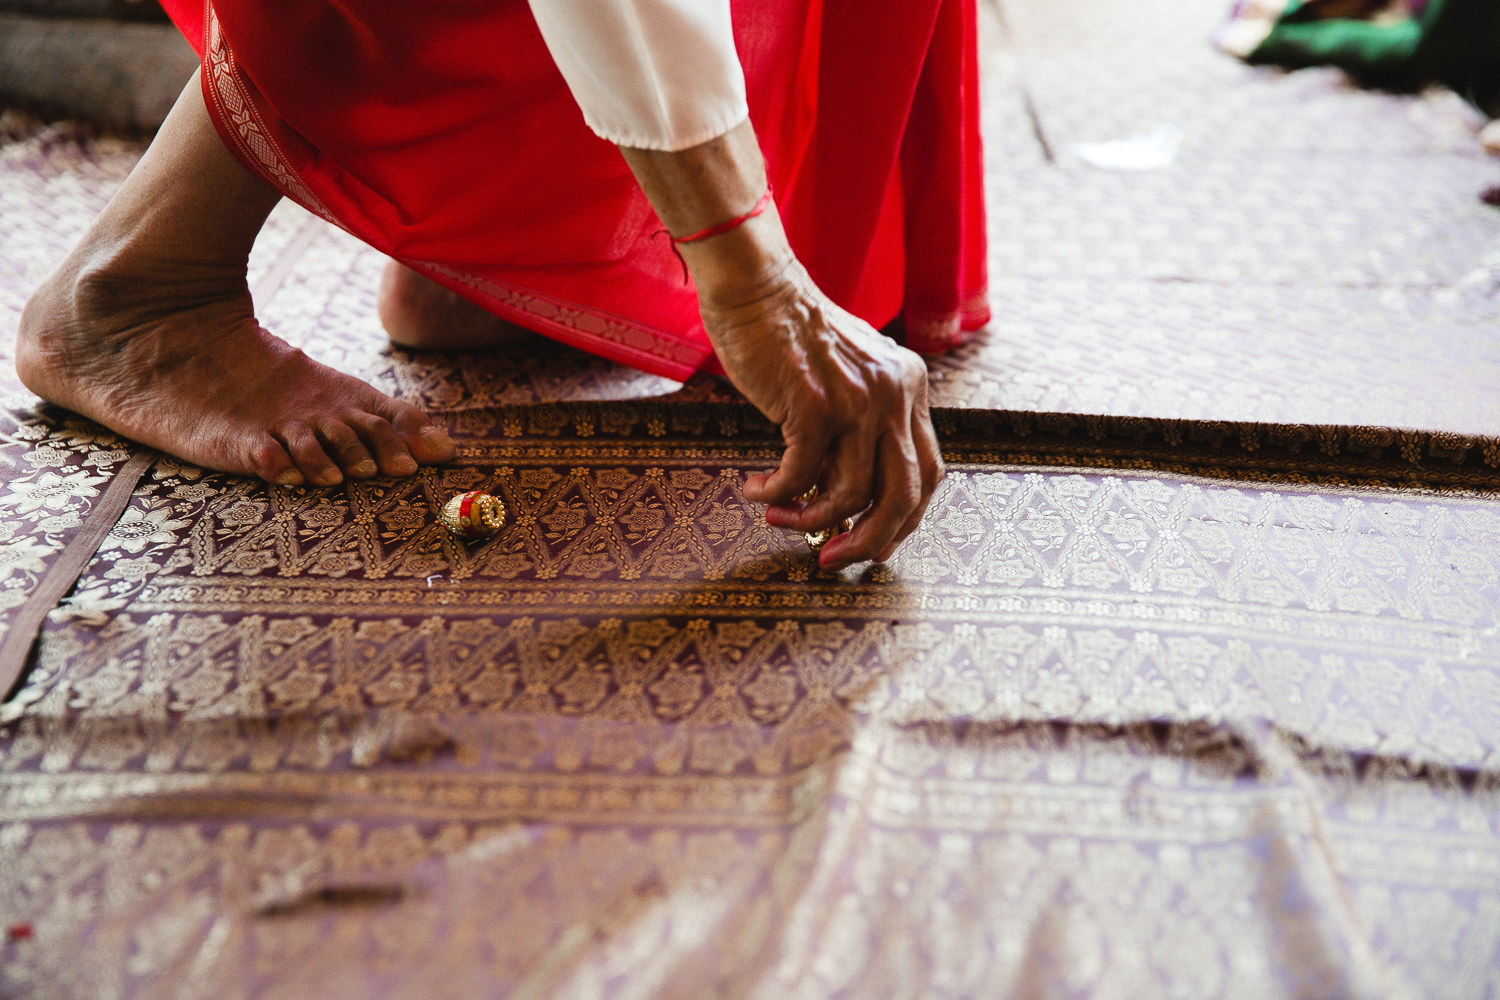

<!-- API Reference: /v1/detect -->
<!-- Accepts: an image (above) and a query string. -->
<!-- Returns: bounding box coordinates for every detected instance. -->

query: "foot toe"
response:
[351,412,419,477]
[249,435,303,486]
[389,406,455,465]
[280,422,343,487]
[318,421,379,478]
[415,424,456,464]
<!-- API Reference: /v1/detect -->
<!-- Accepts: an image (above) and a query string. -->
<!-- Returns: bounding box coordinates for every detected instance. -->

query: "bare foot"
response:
[18,258,455,487]
[378,261,547,353]
[14,69,454,488]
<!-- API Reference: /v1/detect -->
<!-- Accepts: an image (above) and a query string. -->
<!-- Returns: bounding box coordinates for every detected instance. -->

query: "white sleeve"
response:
[527,0,749,152]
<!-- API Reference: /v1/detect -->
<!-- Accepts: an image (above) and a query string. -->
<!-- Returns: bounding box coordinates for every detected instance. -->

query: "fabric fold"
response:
[165,0,989,378]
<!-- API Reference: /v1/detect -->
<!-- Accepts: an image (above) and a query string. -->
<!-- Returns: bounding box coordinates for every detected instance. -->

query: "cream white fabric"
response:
[527,0,749,151]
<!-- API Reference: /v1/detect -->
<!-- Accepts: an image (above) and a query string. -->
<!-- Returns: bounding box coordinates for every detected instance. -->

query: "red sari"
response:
[159,0,989,380]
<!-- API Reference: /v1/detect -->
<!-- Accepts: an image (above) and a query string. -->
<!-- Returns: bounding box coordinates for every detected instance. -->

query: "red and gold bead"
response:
[438,490,507,541]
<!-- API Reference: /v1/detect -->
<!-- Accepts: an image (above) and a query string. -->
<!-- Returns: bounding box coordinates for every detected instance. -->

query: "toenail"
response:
[274,471,304,487]
[352,460,378,477]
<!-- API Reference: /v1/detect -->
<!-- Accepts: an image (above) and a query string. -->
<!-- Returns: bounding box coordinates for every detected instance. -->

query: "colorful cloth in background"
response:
[158,0,989,377]
[1219,0,1500,114]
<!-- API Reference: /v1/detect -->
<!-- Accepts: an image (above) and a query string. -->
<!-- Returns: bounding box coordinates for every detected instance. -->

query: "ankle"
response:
[65,238,251,323]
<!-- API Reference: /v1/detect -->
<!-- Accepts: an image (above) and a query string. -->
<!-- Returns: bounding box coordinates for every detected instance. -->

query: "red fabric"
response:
[162,0,988,380]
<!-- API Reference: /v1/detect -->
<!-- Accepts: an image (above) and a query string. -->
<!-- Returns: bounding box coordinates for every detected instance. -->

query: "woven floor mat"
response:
[5,12,1500,445]
[971,0,1500,442]
[4,8,1500,996]
[3,402,1500,998]
[4,399,1496,737]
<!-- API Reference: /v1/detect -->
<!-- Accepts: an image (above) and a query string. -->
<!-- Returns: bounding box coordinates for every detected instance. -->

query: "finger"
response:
[779,430,875,532]
[318,421,378,479]
[276,421,343,487]
[349,412,419,477]
[744,429,833,509]
[873,411,945,563]
[820,429,921,571]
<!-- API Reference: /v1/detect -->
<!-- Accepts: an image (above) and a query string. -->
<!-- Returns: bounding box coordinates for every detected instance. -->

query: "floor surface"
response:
[3,2,1500,997]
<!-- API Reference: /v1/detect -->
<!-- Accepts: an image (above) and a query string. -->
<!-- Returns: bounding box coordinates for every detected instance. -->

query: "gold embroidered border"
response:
[5,760,1500,886]
[201,8,332,223]
[119,581,1490,659]
[421,264,707,378]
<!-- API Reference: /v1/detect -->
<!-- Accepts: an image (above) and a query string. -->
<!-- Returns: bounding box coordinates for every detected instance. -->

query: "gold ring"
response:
[796,485,853,553]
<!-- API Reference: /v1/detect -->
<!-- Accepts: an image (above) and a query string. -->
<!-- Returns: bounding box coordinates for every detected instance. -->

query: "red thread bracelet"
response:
[672,187,774,244]
[656,187,774,284]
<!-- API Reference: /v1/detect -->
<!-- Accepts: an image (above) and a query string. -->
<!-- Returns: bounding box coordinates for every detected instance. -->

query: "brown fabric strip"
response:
[0,449,157,703]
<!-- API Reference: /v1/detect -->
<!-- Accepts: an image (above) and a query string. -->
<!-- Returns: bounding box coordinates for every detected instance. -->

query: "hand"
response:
[700,259,944,571]
[616,121,943,569]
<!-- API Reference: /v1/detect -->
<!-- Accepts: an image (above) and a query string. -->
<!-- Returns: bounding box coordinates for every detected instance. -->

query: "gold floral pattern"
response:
[1,406,1499,998]
[0,412,191,627]
[3,719,1499,999]
[6,0,1500,989]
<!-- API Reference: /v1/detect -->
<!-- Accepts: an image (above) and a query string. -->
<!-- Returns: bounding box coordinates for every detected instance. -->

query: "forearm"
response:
[617,120,797,310]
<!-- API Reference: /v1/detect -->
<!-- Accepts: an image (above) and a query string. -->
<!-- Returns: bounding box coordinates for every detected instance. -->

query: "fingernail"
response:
[317,470,344,487]
[421,427,453,448]
[391,455,419,476]
[352,460,378,477]
[274,470,303,487]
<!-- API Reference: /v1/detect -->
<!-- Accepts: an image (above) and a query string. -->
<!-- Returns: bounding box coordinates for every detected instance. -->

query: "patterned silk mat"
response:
[964,0,1500,440]
[8,0,1500,447]
[3,403,1500,999]
[5,0,1500,992]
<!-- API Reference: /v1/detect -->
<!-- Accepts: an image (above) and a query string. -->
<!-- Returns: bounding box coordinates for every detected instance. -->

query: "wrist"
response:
[620,119,766,234]
[678,208,798,311]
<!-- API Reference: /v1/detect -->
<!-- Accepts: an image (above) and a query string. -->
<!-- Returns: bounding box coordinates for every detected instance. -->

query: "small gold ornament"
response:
[796,486,854,553]
[438,490,507,541]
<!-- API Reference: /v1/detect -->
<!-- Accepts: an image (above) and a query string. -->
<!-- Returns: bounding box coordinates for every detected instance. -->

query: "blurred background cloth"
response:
[1219,0,1500,115]
[0,0,192,130]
